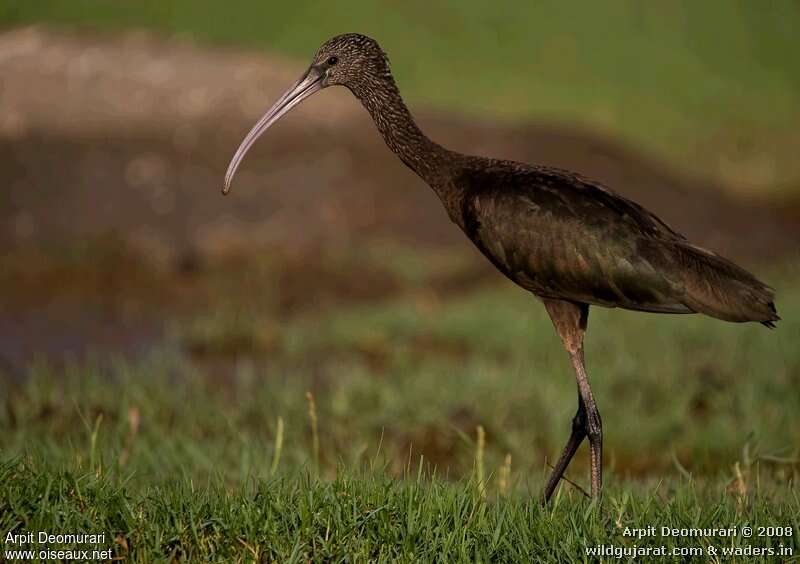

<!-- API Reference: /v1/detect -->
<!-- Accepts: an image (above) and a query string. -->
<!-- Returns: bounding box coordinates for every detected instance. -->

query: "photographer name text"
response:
[4,530,111,562]
[622,525,792,539]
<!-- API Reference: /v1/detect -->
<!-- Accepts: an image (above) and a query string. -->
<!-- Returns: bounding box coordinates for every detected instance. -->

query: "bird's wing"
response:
[459,163,694,313]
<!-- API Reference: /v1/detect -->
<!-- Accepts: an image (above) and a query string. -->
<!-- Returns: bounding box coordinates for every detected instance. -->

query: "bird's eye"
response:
[327,56,338,66]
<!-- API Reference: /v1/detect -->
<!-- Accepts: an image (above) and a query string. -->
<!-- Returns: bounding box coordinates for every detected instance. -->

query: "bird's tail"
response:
[674,243,780,327]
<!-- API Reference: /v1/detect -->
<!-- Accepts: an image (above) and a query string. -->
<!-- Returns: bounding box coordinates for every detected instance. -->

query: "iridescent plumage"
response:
[224,33,779,500]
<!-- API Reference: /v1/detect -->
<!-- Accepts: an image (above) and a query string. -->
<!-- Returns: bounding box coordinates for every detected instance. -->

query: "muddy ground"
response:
[1,27,798,370]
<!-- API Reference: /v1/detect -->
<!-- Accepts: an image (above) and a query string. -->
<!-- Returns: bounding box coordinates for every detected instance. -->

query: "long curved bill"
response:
[223,67,324,194]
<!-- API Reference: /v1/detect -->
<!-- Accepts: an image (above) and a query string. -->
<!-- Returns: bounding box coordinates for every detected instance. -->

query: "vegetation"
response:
[2,1,799,196]
[1,3,798,559]
[2,459,798,561]
[2,247,798,561]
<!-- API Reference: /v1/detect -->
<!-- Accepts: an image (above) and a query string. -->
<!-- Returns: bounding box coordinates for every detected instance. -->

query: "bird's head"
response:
[223,33,389,194]
[313,33,390,88]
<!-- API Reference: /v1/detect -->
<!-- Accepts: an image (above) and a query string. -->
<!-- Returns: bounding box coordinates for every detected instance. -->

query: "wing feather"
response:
[458,162,691,312]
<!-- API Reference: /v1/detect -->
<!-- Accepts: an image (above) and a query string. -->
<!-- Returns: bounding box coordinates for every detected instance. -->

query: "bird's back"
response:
[448,158,779,326]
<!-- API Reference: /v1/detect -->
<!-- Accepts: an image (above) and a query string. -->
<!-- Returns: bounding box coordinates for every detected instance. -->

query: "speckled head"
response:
[222,33,391,194]
[312,33,391,88]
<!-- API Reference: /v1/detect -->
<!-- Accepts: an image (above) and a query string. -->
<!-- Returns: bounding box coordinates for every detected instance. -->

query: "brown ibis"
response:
[223,33,780,501]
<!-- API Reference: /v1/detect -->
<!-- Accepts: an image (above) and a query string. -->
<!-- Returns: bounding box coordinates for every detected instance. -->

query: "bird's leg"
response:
[569,345,602,499]
[542,390,587,501]
[541,299,603,501]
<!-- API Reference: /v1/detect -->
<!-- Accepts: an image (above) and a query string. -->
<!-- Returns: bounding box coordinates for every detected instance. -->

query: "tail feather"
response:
[673,243,779,326]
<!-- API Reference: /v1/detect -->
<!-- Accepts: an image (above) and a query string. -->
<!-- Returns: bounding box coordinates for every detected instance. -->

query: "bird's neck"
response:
[349,77,454,188]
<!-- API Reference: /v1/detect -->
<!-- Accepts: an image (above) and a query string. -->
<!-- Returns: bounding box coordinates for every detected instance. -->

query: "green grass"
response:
[2,459,798,562]
[2,1,799,195]
[2,4,798,558]
[2,250,799,560]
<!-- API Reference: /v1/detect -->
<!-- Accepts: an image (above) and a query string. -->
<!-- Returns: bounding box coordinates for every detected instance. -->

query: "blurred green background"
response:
[0,0,798,529]
[2,0,800,198]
